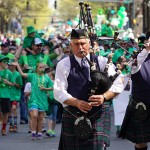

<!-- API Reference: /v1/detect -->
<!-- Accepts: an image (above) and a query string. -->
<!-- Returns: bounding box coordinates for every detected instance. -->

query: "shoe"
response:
[42,127,46,133]
[9,125,14,132]
[28,129,31,133]
[56,119,62,124]
[116,130,120,138]
[46,130,56,137]
[46,131,51,137]
[20,120,28,124]
[30,133,36,140]
[1,129,6,136]
[13,125,18,132]
[37,133,43,140]
[50,130,56,137]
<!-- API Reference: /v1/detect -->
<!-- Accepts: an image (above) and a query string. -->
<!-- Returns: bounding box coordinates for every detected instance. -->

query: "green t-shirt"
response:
[0,69,14,98]
[10,71,23,101]
[19,53,54,68]
[27,73,52,111]
[15,38,21,46]
[47,80,58,104]
[23,34,41,49]
[6,53,15,59]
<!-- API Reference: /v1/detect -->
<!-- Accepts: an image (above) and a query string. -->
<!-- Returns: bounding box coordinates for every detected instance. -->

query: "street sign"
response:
[84,0,133,3]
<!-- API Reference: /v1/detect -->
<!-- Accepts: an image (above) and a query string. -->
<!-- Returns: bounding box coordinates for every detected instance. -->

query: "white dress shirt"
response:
[131,49,150,74]
[54,54,124,107]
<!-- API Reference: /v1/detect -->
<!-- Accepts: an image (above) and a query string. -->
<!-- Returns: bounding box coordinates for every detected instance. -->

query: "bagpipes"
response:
[78,1,144,96]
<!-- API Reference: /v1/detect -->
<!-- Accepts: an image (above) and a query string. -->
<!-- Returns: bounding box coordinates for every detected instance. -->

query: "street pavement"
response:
[0,108,144,150]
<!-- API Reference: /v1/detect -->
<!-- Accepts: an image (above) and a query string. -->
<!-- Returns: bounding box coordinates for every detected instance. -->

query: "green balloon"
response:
[120,6,126,12]
[98,9,103,15]
[117,10,122,16]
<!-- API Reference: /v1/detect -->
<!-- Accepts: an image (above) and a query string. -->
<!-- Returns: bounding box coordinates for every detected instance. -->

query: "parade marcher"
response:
[13,61,53,140]
[0,54,14,135]
[54,29,124,150]
[8,59,22,132]
[22,26,41,55]
[46,69,58,137]
[22,26,54,69]
[112,56,131,137]
[119,31,150,150]
[20,37,54,71]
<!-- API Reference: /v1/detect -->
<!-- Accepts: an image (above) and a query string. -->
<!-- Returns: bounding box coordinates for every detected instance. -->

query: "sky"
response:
[48,0,55,8]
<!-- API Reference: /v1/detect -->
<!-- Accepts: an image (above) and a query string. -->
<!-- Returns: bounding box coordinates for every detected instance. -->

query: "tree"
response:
[0,0,52,33]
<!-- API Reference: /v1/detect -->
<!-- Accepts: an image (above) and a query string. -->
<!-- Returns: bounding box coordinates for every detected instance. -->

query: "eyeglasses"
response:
[35,44,43,48]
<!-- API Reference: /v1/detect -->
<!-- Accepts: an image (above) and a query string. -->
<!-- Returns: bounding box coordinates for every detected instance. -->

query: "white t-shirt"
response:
[24,82,31,100]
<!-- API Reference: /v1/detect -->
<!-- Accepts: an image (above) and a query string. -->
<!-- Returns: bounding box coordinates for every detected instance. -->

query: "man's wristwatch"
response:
[102,94,107,102]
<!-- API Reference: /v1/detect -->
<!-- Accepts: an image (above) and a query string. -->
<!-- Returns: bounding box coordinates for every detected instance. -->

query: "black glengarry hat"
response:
[70,29,89,39]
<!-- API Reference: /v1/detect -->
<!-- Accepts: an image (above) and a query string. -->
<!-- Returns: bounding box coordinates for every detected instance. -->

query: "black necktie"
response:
[81,58,89,80]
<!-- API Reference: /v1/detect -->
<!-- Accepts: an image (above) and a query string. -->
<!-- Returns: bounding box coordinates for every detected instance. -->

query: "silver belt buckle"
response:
[135,102,147,110]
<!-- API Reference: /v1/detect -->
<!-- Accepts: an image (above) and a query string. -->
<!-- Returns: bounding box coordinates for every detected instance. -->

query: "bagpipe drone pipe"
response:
[78,1,145,96]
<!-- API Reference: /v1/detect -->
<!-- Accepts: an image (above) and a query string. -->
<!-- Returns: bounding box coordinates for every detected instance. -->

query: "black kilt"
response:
[58,102,111,150]
[119,100,150,144]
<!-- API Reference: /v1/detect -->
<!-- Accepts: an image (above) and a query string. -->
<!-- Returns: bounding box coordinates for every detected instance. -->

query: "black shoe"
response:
[28,129,31,133]
[56,120,62,124]
[20,120,28,124]
[42,128,46,133]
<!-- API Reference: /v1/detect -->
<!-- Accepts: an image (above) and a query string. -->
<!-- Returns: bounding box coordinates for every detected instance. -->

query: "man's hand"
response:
[88,95,105,106]
[76,100,92,113]
[11,61,19,66]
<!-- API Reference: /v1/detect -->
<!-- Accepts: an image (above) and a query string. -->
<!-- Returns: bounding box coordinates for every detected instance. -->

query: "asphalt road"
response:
[0,109,143,150]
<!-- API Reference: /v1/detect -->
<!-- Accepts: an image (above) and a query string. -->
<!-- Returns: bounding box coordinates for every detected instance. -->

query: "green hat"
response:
[27,26,36,34]
[112,48,124,63]
[0,54,8,62]
[100,50,109,57]
[8,59,15,65]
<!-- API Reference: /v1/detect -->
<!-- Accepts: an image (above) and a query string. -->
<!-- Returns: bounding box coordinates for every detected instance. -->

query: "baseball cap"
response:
[32,38,43,45]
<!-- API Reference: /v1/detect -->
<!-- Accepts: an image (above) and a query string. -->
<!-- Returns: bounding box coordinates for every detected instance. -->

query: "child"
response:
[13,61,53,140]
[8,59,22,132]
[46,69,58,137]
[0,55,14,135]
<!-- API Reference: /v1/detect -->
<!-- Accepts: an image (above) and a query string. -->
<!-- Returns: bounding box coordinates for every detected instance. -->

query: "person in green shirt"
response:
[7,59,23,132]
[46,69,58,137]
[0,54,14,136]
[13,61,53,140]
[20,37,54,72]
[22,26,56,66]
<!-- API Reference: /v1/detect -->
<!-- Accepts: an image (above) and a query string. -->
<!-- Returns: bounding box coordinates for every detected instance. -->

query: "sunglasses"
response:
[35,44,43,48]
[1,59,8,63]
